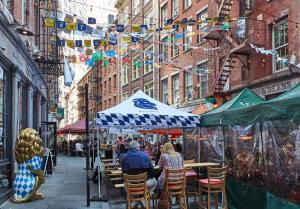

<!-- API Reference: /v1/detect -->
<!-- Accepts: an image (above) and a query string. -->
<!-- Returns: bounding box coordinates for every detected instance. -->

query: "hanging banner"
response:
[67,22,76,30]
[85,25,94,34]
[77,23,87,31]
[116,24,125,32]
[64,14,74,23]
[109,33,117,45]
[67,40,75,48]
[57,40,65,46]
[93,39,101,47]
[175,33,184,39]
[132,36,139,43]
[132,24,141,32]
[84,40,92,47]
[122,36,131,43]
[88,17,96,24]
[75,40,83,47]
[57,20,66,29]
[105,50,115,58]
[45,18,55,27]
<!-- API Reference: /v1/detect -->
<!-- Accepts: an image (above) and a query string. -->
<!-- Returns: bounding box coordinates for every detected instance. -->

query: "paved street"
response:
[1,155,109,209]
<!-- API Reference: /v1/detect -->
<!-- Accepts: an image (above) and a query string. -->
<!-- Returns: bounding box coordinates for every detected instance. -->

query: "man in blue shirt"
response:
[122,140,157,194]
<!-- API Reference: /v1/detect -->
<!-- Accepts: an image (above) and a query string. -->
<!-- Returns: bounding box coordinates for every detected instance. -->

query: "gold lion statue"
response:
[13,128,45,203]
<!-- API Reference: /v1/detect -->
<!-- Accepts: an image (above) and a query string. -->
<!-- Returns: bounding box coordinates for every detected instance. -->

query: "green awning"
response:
[201,88,264,127]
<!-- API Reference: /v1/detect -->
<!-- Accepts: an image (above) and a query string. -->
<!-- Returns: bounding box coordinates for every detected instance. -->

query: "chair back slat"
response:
[207,166,228,184]
[165,168,186,193]
[124,172,148,194]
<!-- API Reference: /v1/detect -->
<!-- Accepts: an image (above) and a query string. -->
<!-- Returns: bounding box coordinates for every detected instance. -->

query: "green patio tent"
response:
[201,88,265,127]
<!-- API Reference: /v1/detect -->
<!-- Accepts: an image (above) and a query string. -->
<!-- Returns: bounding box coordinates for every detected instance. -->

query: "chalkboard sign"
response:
[41,148,54,174]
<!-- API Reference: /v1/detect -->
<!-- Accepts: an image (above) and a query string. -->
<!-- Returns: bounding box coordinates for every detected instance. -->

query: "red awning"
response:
[57,118,86,135]
[139,128,182,137]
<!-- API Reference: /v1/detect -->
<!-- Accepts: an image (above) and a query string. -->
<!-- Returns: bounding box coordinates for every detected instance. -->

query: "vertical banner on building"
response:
[64,57,73,87]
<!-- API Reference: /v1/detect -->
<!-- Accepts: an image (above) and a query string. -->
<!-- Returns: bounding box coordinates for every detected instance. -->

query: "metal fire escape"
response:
[205,0,265,94]
[35,0,63,112]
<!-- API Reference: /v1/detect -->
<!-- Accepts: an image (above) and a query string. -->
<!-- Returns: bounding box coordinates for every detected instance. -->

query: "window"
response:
[0,66,11,161]
[162,79,168,104]
[273,20,288,72]
[161,37,169,62]
[122,63,129,85]
[113,96,117,105]
[104,81,107,91]
[197,61,208,98]
[184,22,193,51]
[197,8,208,43]
[133,87,140,94]
[133,0,140,16]
[108,77,111,89]
[172,0,179,18]
[172,74,179,104]
[123,6,129,26]
[161,3,168,26]
[144,10,154,38]
[185,72,192,100]
[144,0,151,7]
[19,82,28,130]
[122,92,129,101]
[132,56,140,80]
[113,74,117,88]
[183,0,192,11]
[144,82,154,98]
[144,46,154,73]
[172,29,179,57]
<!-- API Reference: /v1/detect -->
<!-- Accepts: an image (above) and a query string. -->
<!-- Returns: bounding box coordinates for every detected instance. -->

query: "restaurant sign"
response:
[253,79,299,97]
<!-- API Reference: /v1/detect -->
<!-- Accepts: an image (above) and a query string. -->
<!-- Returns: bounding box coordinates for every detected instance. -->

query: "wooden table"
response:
[184,162,220,179]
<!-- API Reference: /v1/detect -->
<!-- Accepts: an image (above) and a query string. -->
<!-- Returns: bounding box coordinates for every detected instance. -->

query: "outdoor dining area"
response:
[58,86,300,209]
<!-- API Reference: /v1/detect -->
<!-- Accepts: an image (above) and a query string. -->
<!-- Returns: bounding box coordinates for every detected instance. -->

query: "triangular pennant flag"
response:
[88,17,96,24]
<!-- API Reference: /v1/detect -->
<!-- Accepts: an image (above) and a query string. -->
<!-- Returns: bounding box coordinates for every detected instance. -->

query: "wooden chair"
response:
[198,166,228,209]
[124,172,150,209]
[165,168,187,209]
[184,159,198,202]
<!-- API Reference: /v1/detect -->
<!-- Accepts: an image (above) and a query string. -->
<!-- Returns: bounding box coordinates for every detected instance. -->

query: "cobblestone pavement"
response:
[1,155,109,209]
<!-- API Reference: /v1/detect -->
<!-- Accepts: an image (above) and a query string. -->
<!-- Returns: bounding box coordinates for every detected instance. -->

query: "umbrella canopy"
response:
[96,90,200,129]
[201,88,264,126]
[57,118,86,134]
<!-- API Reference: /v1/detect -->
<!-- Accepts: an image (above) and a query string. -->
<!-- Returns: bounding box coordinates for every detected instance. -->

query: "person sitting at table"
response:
[122,140,157,194]
[156,142,183,196]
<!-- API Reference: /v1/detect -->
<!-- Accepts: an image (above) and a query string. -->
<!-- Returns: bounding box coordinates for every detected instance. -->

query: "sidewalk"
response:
[1,155,109,209]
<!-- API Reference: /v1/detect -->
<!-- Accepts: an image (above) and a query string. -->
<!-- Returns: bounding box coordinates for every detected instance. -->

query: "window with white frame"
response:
[161,37,169,62]
[273,19,288,72]
[162,78,168,104]
[144,82,154,98]
[122,63,129,85]
[132,56,140,80]
[172,0,179,18]
[144,46,154,74]
[161,3,168,26]
[184,22,193,51]
[197,61,208,98]
[185,72,192,100]
[123,6,129,26]
[122,92,129,101]
[133,0,140,16]
[144,0,151,7]
[172,28,179,57]
[172,74,179,104]
[183,0,192,11]
[133,87,140,94]
[197,8,208,43]
[144,10,154,38]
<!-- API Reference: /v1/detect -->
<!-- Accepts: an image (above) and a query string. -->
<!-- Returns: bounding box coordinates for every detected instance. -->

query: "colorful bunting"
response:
[175,33,184,39]
[85,25,94,34]
[64,14,74,23]
[109,33,117,45]
[77,23,87,31]
[93,39,101,47]
[86,48,94,55]
[105,50,116,58]
[132,25,141,32]
[57,40,65,46]
[131,36,139,43]
[104,59,109,68]
[122,36,131,43]
[92,51,103,62]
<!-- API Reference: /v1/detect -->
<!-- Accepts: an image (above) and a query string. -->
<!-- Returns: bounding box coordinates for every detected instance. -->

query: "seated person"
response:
[122,140,157,193]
